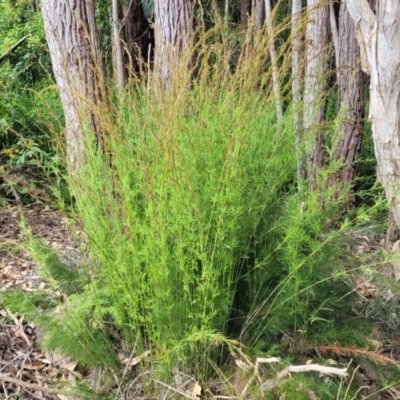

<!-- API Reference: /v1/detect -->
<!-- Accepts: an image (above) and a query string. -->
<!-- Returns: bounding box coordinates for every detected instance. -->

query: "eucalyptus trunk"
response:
[303,0,330,185]
[330,1,365,190]
[345,0,400,228]
[292,0,304,183]
[241,0,251,29]
[265,0,283,123]
[154,0,194,88]
[41,0,105,175]
[254,0,265,29]
[112,0,125,92]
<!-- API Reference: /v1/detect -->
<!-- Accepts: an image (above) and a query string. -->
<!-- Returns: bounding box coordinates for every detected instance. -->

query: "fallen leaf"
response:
[24,363,45,371]
[192,381,202,399]
[60,362,77,372]
[118,350,150,366]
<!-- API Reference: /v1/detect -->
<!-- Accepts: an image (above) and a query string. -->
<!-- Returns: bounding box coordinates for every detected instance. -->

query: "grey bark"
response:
[331,1,365,187]
[112,0,125,92]
[241,0,251,30]
[345,0,400,228]
[303,0,330,185]
[292,0,304,183]
[254,0,265,29]
[265,0,283,123]
[154,0,194,88]
[41,0,105,175]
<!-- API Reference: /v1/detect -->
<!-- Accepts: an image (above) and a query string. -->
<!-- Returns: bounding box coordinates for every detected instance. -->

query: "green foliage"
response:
[0,34,31,66]
[25,237,85,295]
[0,0,65,206]
[0,4,390,394]
[140,0,154,18]
[366,294,400,334]
[0,0,49,83]
[277,376,315,399]
[60,52,375,384]
[1,236,117,369]
[72,83,296,377]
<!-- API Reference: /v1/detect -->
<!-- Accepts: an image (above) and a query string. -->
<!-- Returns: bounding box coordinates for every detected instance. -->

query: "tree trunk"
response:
[121,0,151,72]
[345,0,400,228]
[41,0,105,175]
[112,0,125,92]
[241,0,251,30]
[265,0,283,123]
[154,0,194,88]
[329,0,365,191]
[224,0,229,23]
[303,0,330,185]
[254,0,265,29]
[292,0,305,184]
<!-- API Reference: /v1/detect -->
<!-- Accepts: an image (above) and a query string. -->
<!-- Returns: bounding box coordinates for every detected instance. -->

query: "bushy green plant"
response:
[2,14,388,395]
[0,0,66,206]
[63,43,372,385]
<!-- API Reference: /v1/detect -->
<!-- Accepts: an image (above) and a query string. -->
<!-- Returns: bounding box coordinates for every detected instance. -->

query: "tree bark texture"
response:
[345,0,400,227]
[303,0,330,185]
[41,0,105,174]
[121,0,151,72]
[265,0,283,123]
[154,0,194,88]
[292,0,304,184]
[112,0,125,92]
[254,0,265,29]
[241,0,251,30]
[331,1,365,186]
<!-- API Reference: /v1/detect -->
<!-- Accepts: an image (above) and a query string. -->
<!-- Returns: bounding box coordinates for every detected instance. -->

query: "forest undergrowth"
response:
[2,22,400,400]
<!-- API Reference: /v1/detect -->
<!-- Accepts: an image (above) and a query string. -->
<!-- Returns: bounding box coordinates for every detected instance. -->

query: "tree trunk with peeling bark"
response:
[41,0,105,176]
[345,0,400,228]
[154,0,194,88]
[303,0,330,185]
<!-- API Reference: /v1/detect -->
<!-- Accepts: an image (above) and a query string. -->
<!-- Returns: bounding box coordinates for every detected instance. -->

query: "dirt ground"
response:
[0,205,85,399]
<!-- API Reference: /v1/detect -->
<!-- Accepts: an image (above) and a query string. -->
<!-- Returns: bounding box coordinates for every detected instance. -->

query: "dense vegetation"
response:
[1,1,399,399]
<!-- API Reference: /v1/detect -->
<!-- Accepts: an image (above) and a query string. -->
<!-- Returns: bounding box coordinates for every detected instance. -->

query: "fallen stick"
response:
[277,364,348,379]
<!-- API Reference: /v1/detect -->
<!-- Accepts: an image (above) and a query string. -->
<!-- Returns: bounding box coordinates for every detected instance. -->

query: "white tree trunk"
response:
[345,0,400,227]
[154,0,194,88]
[41,0,104,175]
[264,0,283,124]
[303,0,330,184]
